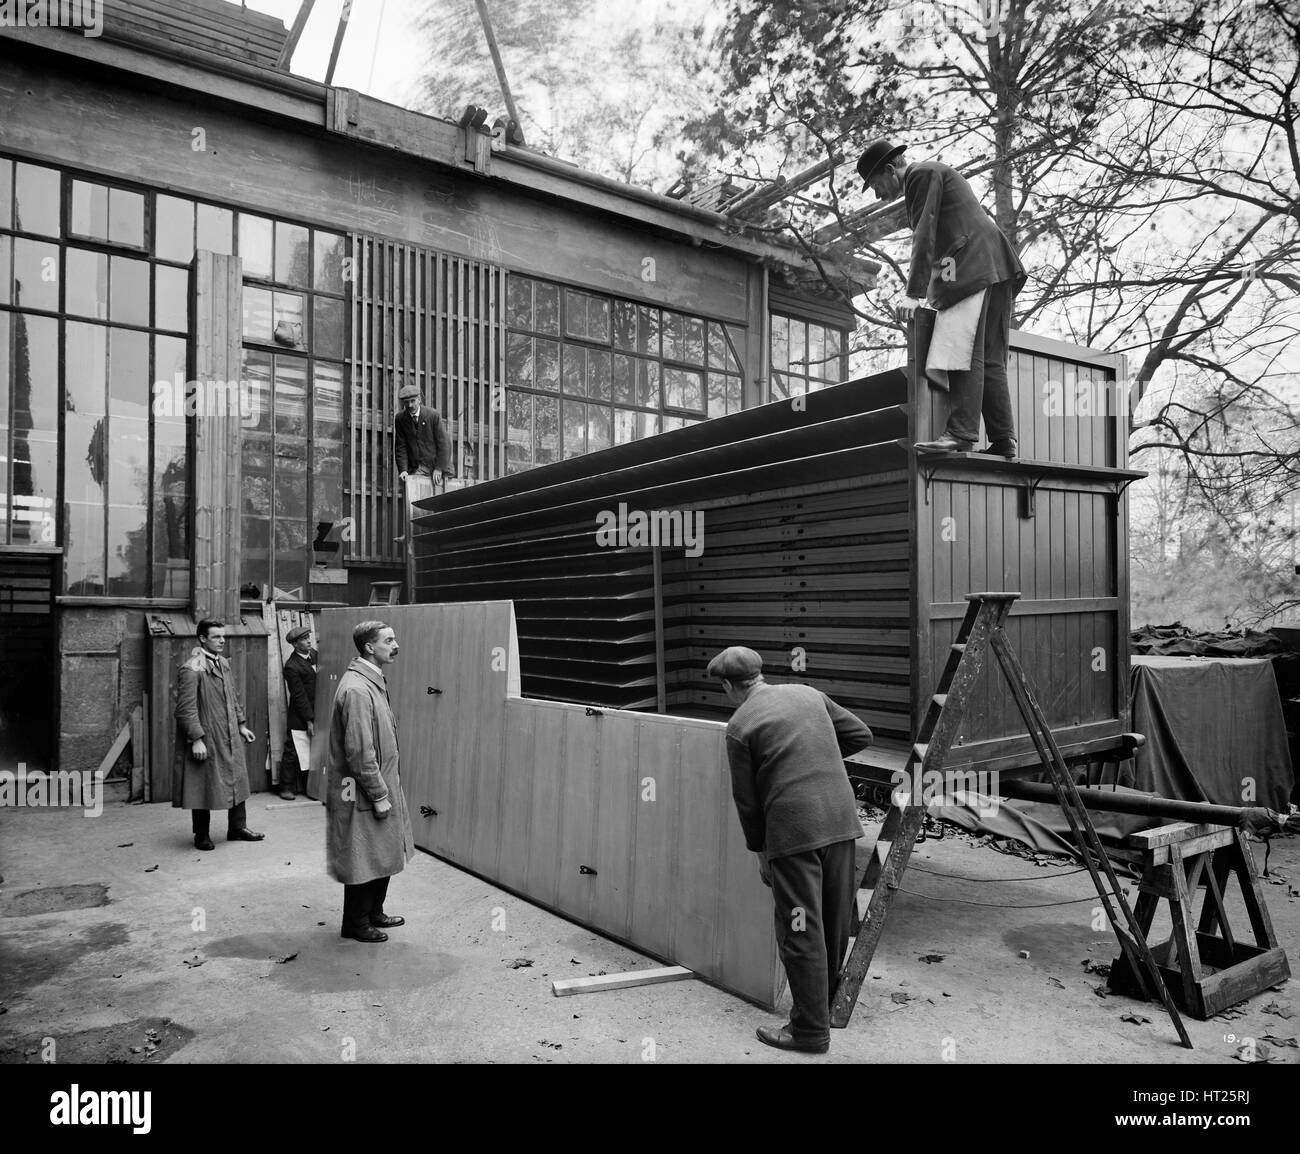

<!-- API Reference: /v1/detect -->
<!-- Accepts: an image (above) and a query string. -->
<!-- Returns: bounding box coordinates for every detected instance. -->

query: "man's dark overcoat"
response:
[171,651,251,810]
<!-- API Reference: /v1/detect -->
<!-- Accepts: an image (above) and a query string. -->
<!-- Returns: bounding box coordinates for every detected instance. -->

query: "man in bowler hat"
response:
[278,624,317,800]
[858,139,1026,458]
[394,382,451,484]
[709,646,874,1053]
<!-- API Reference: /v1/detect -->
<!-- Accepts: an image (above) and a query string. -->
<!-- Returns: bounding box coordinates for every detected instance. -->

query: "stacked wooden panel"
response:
[311,602,782,1006]
[412,369,910,729]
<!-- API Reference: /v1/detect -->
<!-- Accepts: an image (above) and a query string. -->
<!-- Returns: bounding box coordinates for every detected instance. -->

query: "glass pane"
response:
[613,408,636,445]
[66,247,110,319]
[612,301,637,351]
[725,324,744,372]
[708,372,728,417]
[587,405,611,452]
[0,314,8,535]
[533,394,558,465]
[155,195,195,262]
[153,412,189,598]
[771,315,789,371]
[683,316,705,365]
[588,297,610,344]
[636,361,660,408]
[664,367,703,412]
[0,157,11,229]
[534,338,559,391]
[506,332,533,387]
[7,314,58,546]
[12,238,60,312]
[107,464,149,598]
[238,213,273,279]
[155,264,188,332]
[242,285,273,343]
[312,362,345,442]
[154,334,189,407]
[0,235,9,306]
[109,327,150,409]
[708,322,727,369]
[313,231,346,293]
[14,163,60,237]
[561,346,584,394]
[506,390,531,470]
[274,356,309,437]
[561,399,586,458]
[272,291,305,349]
[586,349,611,400]
[808,325,826,379]
[506,276,532,330]
[71,181,109,240]
[240,349,272,434]
[563,289,588,339]
[790,320,806,375]
[637,307,660,357]
[727,375,743,414]
[275,221,311,287]
[313,295,344,358]
[662,311,685,361]
[196,203,234,256]
[110,188,146,248]
[64,322,109,595]
[770,371,790,401]
[612,354,634,405]
[534,282,560,335]
[110,256,150,326]
[662,414,684,433]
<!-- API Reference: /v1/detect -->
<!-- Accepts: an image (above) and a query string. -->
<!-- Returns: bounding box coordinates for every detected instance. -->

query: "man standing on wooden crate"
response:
[394,382,451,492]
[709,646,874,1054]
[858,139,1026,459]
[173,620,264,851]
[324,621,414,943]
[278,625,317,801]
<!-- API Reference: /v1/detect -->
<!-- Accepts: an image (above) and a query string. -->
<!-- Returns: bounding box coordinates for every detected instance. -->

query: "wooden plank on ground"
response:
[551,966,694,997]
[96,720,132,781]
[129,704,144,801]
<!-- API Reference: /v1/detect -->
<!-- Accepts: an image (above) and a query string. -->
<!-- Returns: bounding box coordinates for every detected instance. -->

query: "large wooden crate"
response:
[311,602,782,1006]
[411,329,1142,783]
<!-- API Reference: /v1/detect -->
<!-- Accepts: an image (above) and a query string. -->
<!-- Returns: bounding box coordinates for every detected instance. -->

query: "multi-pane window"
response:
[237,215,347,601]
[0,158,195,596]
[770,314,848,399]
[505,275,744,474]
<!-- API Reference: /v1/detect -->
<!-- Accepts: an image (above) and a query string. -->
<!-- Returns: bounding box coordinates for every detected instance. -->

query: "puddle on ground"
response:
[1,883,111,917]
[1003,923,1117,970]
[0,1016,193,1064]
[0,921,131,998]
[204,929,465,994]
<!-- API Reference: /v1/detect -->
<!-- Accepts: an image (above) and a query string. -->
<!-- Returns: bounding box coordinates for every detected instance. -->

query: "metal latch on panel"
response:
[584,707,604,717]
[419,805,438,818]
[427,686,442,695]
[579,865,597,876]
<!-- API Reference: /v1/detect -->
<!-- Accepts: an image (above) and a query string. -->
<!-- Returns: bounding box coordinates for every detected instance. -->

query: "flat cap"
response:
[285,625,312,644]
[706,646,763,681]
[397,383,421,400]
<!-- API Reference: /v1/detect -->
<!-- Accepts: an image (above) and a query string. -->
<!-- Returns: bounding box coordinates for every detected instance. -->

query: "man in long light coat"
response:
[172,619,264,850]
[325,620,414,943]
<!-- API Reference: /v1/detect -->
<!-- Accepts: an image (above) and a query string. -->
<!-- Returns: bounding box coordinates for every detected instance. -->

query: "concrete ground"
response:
[1,797,1296,1064]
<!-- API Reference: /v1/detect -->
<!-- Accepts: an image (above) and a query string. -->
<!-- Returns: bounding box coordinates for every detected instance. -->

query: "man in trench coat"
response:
[325,620,414,943]
[278,625,317,800]
[172,619,264,850]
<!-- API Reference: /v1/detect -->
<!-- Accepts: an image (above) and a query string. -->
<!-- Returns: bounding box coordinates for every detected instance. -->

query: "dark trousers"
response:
[279,732,304,794]
[191,801,247,837]
[342,876,391,935]
[944,279,1016,444]
[769,839,857,1043]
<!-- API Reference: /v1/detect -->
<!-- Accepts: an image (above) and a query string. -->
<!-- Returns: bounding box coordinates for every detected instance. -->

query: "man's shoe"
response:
[341,926,388,943]
[227,827,265,841]
[194,835,215,851]
[755,1025,829,1054]
[370,914,405,928]
[279,789,296,800]
[914,434,974,454]
[986,438,1018,460]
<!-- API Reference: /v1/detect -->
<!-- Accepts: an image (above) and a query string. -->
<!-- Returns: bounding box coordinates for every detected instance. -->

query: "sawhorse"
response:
[830,592,1193,1048]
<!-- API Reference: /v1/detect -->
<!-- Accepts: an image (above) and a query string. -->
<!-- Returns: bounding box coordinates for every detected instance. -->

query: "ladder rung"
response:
[913,742,929,762]
[856,889,873,920]
[951,642,967,653]
[932,693,948,708]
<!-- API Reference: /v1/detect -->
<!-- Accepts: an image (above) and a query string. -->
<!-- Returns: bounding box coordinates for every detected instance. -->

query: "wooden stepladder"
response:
[830,592,1193,1049]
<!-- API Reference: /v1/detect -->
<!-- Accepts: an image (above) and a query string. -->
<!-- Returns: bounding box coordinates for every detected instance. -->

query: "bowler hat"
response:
[857,139,906,186]
[706,646,764,681]
[285,625,312,644]
[397,383,421,400]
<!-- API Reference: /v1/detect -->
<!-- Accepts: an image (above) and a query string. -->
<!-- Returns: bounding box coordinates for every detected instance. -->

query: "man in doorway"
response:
[858,139,1026,458]
[324,621,414,943]
[708,646,874,1054]
[394,383,451,486]
[173,619,263,850]
[278,625,317,800]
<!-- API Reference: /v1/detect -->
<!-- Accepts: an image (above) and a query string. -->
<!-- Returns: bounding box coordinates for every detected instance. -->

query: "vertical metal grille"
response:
[347,235,506,563]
